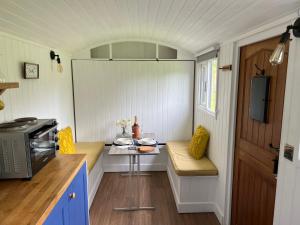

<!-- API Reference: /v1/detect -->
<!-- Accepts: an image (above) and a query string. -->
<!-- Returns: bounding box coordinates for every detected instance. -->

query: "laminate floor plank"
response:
[90,172,220,225]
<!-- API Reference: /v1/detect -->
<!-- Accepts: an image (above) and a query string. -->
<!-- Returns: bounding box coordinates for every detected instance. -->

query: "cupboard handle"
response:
[69,192,76,199]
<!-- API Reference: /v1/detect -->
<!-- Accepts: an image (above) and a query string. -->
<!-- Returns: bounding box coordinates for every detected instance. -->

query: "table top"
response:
[108,145,160,155]
[0,154,87,225]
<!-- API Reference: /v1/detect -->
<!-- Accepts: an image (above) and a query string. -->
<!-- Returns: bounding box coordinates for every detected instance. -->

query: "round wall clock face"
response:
[24,63,39,79]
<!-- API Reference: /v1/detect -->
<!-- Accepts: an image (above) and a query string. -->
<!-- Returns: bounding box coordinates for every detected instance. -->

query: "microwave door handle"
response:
[33,148,54,153]
[33,125,57,139]
[30,141,55,148]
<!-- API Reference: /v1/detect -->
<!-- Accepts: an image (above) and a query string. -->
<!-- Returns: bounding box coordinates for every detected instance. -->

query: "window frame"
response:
[196,57,219,118]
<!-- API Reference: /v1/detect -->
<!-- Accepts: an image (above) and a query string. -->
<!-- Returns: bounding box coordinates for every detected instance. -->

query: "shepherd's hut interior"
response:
[0,1,300,225]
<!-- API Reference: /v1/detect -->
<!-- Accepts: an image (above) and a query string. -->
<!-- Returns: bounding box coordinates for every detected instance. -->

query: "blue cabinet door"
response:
[44,194,69,225]
[44,163,89,225]
[67,163,89,225]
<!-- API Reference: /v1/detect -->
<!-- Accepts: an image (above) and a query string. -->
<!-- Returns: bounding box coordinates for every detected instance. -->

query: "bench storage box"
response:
[166,141,221,221]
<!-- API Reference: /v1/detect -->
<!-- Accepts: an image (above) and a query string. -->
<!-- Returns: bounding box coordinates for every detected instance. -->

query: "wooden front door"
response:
[231,36,289,225]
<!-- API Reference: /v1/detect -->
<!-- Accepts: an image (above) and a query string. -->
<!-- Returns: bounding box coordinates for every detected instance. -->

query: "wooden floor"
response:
[90,172,220,225]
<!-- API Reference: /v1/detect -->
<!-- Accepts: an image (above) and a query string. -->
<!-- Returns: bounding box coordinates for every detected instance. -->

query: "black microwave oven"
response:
[0,119,59,179]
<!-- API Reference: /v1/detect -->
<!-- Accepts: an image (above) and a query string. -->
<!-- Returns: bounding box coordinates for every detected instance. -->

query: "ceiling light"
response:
[269,17,300,66]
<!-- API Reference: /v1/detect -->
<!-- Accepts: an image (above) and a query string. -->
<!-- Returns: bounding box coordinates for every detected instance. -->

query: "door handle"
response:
[269,143,280,152]
[273,157,279,178]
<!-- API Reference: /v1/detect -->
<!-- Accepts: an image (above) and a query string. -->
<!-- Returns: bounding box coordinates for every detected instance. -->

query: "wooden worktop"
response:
[0,154,86,225]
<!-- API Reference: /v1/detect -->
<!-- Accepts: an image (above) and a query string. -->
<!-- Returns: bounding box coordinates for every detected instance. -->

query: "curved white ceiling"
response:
[0,0,299,54]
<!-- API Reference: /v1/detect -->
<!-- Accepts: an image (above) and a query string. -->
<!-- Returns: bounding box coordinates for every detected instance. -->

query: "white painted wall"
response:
[194,42,234,224]
[72,60,194,143]
[0,32,74,130]
[195,11,300,225]
[273,30,300,225]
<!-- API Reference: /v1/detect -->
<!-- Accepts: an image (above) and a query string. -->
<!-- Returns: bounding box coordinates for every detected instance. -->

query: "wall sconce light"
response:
[269,17,300,66]
[50,50,63,73]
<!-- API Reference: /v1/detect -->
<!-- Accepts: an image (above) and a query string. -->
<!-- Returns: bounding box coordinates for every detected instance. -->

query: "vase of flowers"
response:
[116,119,132,137]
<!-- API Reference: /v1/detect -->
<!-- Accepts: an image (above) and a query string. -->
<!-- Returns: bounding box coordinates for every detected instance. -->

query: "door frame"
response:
[224,14,299,225]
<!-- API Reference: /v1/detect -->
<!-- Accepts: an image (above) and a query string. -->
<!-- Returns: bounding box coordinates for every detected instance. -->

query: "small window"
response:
[196,57,218,115]
[112,42,156,59]
[158,45,177,59]
[91,44,110,58]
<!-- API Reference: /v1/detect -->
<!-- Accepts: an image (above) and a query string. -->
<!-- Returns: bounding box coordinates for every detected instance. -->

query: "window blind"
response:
[196,49,219,62]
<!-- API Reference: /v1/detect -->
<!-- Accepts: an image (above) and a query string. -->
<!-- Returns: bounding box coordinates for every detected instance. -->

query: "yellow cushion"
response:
[167,141,218,176]
[189,126,210,160]
[75,142,105,172]
[0,100,4,110]
[58,127,76,154]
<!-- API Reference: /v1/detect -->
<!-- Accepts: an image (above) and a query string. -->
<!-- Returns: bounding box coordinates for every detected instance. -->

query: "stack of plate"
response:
[137,138,157,146]
[114,138,133,146]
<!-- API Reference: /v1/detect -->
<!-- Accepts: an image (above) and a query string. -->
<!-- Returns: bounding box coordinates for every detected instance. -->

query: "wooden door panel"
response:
[239,151,275,181]
[235,159,276,225]
[231,36,289,225]
[238,139,274,168]
[272,58,288,147]
[251,51,266,145]
[241,50,272,147]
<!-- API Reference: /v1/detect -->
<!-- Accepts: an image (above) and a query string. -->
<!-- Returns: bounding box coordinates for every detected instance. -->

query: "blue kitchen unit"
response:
[44,163,89,225]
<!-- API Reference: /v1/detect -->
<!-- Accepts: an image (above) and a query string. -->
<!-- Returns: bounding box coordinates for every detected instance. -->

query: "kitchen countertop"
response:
[0,154,87,225]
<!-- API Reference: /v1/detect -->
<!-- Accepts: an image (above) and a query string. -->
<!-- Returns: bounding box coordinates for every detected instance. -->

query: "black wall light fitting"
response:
[269,17,300,66]
[50,50,63,73]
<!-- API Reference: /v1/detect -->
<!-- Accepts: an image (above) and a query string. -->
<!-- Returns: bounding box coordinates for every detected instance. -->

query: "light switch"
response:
[284,144,294,161]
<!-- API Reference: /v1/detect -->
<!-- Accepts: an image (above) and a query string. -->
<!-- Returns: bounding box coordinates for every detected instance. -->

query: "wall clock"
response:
[24,63,39,79]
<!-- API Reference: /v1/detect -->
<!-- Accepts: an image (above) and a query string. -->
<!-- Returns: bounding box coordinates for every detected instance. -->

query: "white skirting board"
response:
[166,157,224,224]
[87,154,104,209]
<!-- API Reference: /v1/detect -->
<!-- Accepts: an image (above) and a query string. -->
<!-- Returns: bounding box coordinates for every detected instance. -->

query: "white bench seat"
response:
[166,141,221,222]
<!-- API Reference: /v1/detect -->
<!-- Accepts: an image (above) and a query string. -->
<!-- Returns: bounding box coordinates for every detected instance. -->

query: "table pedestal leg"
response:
[114,154,155,211]
[120,156,152,176]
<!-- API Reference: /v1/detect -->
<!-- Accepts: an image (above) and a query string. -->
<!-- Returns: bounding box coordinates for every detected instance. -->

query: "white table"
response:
[108,144,160,211]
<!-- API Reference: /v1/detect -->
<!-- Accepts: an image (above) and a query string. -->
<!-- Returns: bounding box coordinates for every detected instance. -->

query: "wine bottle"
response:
[132,116,141,139]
